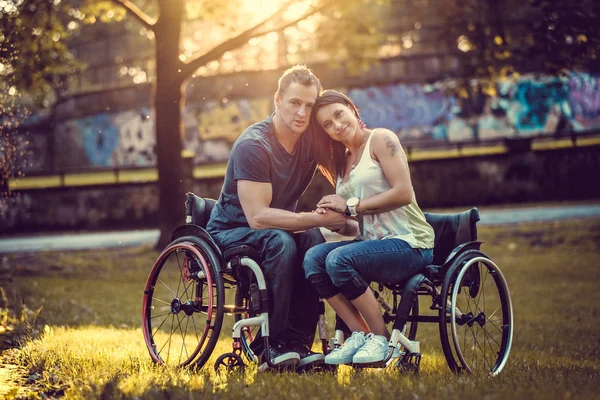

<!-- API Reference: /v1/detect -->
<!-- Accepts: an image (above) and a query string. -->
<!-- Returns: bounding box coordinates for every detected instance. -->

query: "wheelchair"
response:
[142,193,513,376]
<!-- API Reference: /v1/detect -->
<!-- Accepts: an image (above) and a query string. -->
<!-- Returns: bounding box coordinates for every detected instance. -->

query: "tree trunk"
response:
[154,0,185,249]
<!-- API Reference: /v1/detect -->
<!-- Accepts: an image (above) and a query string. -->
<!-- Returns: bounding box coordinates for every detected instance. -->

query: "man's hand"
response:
[316,208,347,232]
[316,194,347,214]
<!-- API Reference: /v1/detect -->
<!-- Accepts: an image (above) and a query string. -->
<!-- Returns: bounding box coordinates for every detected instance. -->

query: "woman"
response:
[303,90,435,365]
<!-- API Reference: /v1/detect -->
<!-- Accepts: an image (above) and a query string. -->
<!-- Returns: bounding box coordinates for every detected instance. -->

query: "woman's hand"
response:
[316,194,347,214]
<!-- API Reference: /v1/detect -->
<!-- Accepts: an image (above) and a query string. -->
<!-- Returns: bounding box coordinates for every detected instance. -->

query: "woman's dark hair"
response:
[309,90,362,187]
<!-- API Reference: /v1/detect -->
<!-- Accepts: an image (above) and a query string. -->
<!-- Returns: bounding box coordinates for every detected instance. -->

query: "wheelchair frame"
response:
[142,193,513,376]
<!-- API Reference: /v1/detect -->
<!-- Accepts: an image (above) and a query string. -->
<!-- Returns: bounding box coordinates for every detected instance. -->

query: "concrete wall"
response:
[3,144,599,235]
[11,65,600,175]
[4,62,600,235]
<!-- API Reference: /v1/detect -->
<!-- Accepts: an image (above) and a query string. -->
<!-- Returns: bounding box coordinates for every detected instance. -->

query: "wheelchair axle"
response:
[170,298,199,316]
[457,311,486,327]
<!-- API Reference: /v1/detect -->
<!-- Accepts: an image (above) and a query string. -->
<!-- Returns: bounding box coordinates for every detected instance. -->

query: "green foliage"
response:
[314,0,391,75]
[80,0,127,23]
[526,0,600,74]
[0,0,86,107]
[435,0,600,83]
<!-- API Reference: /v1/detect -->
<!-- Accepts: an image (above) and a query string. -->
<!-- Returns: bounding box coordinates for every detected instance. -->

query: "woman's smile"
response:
[337,125,348,136]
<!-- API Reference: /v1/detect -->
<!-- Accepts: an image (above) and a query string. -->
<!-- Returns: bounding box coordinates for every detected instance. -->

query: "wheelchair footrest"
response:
[395,353,421,373]
[353,361,388,368]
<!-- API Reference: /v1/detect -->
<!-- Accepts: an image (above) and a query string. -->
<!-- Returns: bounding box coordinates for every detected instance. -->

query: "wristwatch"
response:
[345,197,360,217]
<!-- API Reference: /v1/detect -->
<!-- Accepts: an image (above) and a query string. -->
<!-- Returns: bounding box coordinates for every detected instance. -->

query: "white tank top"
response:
[336,130,434,249]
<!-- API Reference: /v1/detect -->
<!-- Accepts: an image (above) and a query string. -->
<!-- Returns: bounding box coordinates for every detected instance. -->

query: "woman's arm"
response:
[315,129,414,216]
[355,128,413,214]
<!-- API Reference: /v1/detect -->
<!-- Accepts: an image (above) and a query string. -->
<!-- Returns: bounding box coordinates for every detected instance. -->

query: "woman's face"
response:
[315,102,359,143]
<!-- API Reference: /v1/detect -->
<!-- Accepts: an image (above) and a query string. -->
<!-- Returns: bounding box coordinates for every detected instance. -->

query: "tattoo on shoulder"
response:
[384,136,400,157]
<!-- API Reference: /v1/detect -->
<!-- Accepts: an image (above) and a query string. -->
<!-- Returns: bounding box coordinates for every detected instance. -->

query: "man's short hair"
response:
[277,65,322,97]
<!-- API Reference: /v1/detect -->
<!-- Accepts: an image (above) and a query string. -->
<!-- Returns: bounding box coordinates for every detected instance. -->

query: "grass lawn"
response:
[1,217,600,399]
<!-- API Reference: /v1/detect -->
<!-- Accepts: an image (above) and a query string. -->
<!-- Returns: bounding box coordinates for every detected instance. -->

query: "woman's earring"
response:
[358,118,366,129]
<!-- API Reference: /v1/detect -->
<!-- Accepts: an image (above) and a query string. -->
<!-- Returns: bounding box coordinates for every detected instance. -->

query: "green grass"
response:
[1,218,600,399]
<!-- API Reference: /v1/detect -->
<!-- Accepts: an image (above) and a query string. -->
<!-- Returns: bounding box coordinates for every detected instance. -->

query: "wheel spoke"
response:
[178,316,191,363]
[157,276,177,299]
[481,322,502,347]
[151,297,172,306]
[151,312,171,339]
[150,311,172,320]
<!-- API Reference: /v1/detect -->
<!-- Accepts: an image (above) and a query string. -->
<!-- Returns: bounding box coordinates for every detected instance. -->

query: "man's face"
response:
[274,82,319,135]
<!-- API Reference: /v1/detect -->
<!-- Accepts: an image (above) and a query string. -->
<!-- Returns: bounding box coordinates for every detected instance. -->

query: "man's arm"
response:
[238,180,346,231]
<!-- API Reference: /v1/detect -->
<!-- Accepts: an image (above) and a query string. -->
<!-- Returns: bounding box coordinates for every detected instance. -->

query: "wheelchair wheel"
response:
[438,250,513,375]
[234,285,260,363]
[142,238,225,368]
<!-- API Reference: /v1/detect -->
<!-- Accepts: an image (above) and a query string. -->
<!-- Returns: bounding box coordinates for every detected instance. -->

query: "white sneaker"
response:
[352,333,389,364]
[324,331,366,364]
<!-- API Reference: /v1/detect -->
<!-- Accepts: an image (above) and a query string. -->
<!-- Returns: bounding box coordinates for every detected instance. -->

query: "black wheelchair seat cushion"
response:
[424,208,479,267]
[186,193,217,229]
[223,245,261,263]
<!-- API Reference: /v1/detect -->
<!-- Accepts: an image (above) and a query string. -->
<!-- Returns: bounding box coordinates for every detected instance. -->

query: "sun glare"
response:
[183,0,320,75]
[239,0,317,32]
[240,0,280,19]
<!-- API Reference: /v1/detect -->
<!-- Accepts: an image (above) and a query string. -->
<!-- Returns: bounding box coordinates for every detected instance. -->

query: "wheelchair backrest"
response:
[423,208,480,266]
[185,193,217,229]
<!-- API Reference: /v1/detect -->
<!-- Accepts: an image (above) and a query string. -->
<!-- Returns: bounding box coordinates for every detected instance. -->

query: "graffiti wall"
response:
[183,97,273,164]
[54,107,156,168]
[349,73,600,142]
[11,72,600,173]
[46,97,274,168]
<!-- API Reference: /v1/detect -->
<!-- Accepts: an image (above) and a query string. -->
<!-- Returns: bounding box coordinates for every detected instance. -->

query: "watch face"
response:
[347,197,359,207]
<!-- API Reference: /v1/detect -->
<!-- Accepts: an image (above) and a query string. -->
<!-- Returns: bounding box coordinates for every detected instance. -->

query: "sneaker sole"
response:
[324,355,355,365]
[352,355,387,364]
[258,357,300,373]
[274,352,300,365]
[298,354,325,367]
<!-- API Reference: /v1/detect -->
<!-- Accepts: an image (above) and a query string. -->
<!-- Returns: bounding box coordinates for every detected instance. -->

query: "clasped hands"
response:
[314,194,348,233]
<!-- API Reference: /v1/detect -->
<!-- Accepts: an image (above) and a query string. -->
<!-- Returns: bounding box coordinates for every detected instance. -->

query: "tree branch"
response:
[108,0,156,29]
[180,0,334,78]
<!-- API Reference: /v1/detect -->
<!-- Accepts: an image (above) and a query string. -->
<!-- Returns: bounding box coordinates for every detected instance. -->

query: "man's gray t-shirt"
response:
[207,116,317,233]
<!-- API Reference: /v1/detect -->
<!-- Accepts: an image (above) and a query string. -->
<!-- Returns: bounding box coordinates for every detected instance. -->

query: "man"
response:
[207,65,346,371]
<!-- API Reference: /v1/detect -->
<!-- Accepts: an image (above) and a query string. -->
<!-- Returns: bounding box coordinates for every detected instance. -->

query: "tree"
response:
[431,0,600,90]
[1,0,388,248]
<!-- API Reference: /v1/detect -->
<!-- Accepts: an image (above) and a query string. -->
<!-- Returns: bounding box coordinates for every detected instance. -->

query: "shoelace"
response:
[332,333,364,353]
[359,334,388,353]
[344,333,365,347]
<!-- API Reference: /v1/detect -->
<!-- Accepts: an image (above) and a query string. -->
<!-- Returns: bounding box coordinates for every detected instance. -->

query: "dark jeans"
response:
[211,227,325,352]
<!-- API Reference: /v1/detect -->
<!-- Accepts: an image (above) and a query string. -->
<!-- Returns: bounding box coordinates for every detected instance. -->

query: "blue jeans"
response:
[303,238,433,300]
[210,227,325,351]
